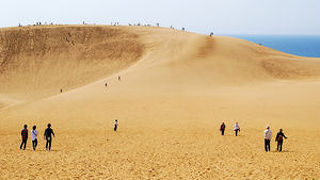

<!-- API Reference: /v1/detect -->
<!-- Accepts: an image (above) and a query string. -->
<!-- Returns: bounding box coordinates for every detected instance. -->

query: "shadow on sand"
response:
[270,150,293,153]
[22,149,61,152]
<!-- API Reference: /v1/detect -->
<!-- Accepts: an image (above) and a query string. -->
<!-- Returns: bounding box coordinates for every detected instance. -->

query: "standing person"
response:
[20,124,28,150]
[220,122,226,136]
[31,125,38,151]
[44,123,55,151]
[264,126,272,152]
[114,119,118,131]
[234,122,240,136]
[275,129,287,152]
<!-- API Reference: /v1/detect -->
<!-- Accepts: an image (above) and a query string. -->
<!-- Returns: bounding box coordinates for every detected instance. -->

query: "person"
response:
[264,126,272,152]
[105,82,108,87]
[210,32,214,37]
[31,125,38,151]
[220,122,226,136]
[60,89,62,93]
[234,122,240,136]
[114,120,118,131]
[275,129,287,152]
[118,76,121,81]
[20,124,28,150]
[44,123,55,151]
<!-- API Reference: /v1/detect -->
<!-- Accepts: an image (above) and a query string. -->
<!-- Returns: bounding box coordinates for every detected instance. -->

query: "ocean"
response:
[230,35,320,58]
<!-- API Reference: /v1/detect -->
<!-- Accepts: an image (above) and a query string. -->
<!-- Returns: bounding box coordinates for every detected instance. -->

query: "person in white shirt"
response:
[31,125,38,151]
[234,122,240,136]
[264,126,272,152]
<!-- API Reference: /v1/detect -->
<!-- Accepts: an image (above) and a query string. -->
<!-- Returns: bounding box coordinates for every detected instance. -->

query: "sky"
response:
[0,0,319,35]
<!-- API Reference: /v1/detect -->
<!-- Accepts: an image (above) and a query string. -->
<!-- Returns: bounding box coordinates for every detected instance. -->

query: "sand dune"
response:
[0,26,144,101]
[0,25,320,179]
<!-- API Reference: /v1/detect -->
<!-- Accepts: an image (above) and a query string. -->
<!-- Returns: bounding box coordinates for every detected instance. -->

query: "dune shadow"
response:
[21,148,61,152]
[35,149,50,152]
[219,135,240,137]
[229,135,246,137]
[46,149,61,152]
[279,150,293,153]
[270,150,293,153]
[219,133,245,137]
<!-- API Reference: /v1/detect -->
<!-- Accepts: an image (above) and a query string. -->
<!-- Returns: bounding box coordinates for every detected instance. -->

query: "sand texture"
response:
[0,25,320,179]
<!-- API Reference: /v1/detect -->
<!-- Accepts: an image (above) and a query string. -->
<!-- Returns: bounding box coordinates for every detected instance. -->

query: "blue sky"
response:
[1,0,319,35]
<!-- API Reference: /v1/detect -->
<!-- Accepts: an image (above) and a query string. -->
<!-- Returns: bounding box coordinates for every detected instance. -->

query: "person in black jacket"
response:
[220,122,226,136]
[44,123,55,151]
[275,129,287,152]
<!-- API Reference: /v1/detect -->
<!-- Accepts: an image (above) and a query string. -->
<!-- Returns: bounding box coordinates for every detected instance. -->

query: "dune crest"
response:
[1,25,320,103]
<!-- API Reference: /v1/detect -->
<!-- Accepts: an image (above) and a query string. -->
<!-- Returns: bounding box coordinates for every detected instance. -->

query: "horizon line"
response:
[1,23,320,37]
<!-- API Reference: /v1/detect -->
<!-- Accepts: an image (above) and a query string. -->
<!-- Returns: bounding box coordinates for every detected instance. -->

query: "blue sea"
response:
[230,35,320,58]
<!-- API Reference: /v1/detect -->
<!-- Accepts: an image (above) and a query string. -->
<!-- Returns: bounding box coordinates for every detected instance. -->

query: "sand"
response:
[0,25,320,179]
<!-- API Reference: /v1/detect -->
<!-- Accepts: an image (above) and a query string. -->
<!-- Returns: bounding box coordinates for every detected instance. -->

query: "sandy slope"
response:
[0,25,320,179]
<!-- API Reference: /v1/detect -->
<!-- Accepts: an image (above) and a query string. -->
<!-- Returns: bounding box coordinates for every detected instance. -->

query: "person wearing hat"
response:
[264,126,272,152]
[275,129,287,152]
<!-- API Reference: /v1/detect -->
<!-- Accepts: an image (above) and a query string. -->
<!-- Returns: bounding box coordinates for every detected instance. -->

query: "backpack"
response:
[277,134,283,141]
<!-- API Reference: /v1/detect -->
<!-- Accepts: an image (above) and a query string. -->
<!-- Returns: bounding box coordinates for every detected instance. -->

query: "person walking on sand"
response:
[234,122,240,136]
[31,125,38,151]
[275,129,287,152]
[44,123,55,151]
[20,124,28,150]
[264,126,272,152]
[114,119,118,131]
[220,122,226,136]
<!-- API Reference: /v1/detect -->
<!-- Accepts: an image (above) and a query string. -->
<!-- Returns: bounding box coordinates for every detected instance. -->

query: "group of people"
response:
[20,119,119,151]
[104,76,121,88]
[219,122,288,152]
[20,123,55,151]
[20,120,287,152]
[264,126,287,152]
[219,122,241,136]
